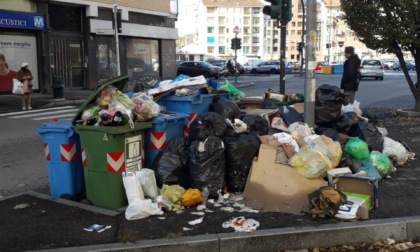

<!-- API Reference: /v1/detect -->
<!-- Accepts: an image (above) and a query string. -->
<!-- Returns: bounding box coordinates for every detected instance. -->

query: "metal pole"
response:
[234,34,237,84]
[304,0,317,127]
[113,1,121,76]
[279,20,286,94]
[299,0,305,74]
[327,0,332,65]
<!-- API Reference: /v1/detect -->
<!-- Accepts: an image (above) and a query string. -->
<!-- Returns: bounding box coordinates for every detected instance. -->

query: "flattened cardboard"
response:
[333,175,378,209]
[293,103,304,114]
[244,144,327,214]
[343,192,371,219]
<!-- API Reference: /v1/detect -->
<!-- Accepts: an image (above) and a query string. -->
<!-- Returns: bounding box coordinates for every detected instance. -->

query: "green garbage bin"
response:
[73,76,152,210]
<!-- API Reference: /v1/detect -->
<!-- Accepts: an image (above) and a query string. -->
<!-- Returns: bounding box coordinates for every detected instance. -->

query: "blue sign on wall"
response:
[0,10,46,30]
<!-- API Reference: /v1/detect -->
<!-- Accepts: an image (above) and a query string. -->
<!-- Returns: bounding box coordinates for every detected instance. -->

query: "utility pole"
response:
[299,0,305,75]
[304,0,317,127]
[113,0,121,76]
[327,0,332,65]
[233,26,239,84]
[279,19,286,94]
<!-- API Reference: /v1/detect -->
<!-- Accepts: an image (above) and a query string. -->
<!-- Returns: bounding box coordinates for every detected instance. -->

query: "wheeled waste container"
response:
[73,76,151,210]
[35,120,85,199]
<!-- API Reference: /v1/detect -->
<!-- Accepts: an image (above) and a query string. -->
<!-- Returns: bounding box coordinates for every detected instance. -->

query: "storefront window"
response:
[96,36,117,84]
[126,38,160,84]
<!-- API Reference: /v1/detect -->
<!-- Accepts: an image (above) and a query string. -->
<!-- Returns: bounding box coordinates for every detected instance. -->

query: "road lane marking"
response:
[9,109,78,119]
[0,106,76,117]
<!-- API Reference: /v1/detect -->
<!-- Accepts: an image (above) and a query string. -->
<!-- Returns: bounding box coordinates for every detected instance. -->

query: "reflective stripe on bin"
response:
[44,143,51,161]
[151,131,166,150]
[60,143,77,162]
[107,152,125,172]
[184,113,197,136]
[82,148,87,168]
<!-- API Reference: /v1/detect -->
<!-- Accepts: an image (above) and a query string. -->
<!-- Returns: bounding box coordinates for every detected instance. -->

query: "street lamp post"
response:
[327,0,332,65]
[113,0,121,76]
[233,26,239,84]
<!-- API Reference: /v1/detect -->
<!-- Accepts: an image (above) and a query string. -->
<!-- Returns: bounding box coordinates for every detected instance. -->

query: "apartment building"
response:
[196,0,265,61]
[0,0,178,93]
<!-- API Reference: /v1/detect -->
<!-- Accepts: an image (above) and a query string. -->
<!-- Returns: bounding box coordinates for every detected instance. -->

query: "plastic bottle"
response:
[111,111,123,126]
[100,113,112,126]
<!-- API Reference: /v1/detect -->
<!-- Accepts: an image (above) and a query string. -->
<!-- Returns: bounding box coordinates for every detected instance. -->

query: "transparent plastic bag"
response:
[382,137,408,166]
[122,172,144,204]
[370,151,393,178]
[306,136,343,168]
[289,147,333,178]
[160,184,186,204]
[341,100,362,116]
[344,137,370,161]
[131,92,160,121]
[288,122,313,138]
[125,199,163,220]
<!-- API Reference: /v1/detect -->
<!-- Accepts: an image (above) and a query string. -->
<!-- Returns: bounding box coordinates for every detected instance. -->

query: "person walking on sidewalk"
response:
[16,62,33,110]
[0,53,16,92]
[340,46,361,104]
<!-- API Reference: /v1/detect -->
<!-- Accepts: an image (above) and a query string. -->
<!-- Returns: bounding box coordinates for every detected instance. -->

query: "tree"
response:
[341,1,420,111]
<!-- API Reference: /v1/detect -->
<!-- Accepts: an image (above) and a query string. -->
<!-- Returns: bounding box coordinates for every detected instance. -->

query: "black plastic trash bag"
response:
[239,114,269,135]
[152,137,190,189]
[224,133,260,192]
[189,112,228,141]
[315,84,348,125]
[188,136,226,198]
[336,112,360,135]
[339,152,363,173]
[210,96,240,122]
[279,106,304,125]
[361,109,379,125]
[351,121,384,152]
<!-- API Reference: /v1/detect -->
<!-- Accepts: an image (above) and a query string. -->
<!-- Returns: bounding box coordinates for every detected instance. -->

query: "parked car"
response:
[392,61,416,71]
[242,62,252,72]
[235,62,245,74]
[177,61,221,78]
[250,61,292,74]
[208,60,227,69]
[360,59,384,80]
[383,61,395,69]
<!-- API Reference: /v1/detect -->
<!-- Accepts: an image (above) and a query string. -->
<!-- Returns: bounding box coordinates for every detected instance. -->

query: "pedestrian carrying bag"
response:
[12,79,24,95]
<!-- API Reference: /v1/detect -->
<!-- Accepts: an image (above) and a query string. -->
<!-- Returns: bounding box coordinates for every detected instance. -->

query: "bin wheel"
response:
[60,194,73,200]
[79,198,93,205]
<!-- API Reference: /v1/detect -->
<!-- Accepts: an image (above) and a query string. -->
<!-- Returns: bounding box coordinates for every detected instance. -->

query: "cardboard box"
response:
[148,75,207,95]
[293,103,304,114]
[327,167,352,186]
[243,144,327,214]
[333,175,378,209]
[336,193,370,219]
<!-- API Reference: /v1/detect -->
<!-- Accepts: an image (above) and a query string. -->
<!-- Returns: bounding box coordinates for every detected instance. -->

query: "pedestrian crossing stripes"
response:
[0,106,77,121]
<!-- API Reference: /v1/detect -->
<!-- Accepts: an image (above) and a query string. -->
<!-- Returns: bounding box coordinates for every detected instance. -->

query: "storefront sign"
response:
[0,11,45,30]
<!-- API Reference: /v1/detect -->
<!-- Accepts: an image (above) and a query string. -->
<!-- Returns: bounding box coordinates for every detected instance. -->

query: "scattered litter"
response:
[238,206,259,213]
[183,227,193,231]
[41,210,46,213]
[191,212,205,216]
[229,194,244,202]
[394,242,416,250]
[214,203,222,207]
[84,224,111,233]
[233,202,245,208]
[176,210,185,214]
[196,204,206,211]
[222,216,260,232]
[188,217,204,225]
[13,203,30,210]
[385,238,396,245]
[205,209,214,213]
[223,193,230,199]
[158,217,166,220]
[207,199,215,204]
[220,207,235,212]
[17,183,26,187]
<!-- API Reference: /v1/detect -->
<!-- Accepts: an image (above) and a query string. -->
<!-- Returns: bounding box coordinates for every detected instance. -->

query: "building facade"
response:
[0,0,178,94]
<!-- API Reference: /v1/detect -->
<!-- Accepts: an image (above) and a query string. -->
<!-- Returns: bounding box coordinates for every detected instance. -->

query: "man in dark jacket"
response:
[341,46,361,104]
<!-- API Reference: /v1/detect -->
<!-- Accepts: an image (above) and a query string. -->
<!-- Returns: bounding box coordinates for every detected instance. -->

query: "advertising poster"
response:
[0,34,38,92]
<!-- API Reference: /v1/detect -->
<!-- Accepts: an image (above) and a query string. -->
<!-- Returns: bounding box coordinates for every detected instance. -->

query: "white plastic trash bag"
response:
[125,199,163,220]
[341,100,362,116]
[377,127,388,137]
[288,122,313,138]
[272,132,300,153]
[137,168,159,199]
[122,172,144,204]
[382,137,408,166]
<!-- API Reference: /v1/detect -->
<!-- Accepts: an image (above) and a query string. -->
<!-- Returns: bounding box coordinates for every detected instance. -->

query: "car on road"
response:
[208,60,227,69]
[177,61,221,78]
[360,59,384,80]
[250,61,292,74]
[242,62,252,72]
[392,61,416,71]
[383,61,395,69]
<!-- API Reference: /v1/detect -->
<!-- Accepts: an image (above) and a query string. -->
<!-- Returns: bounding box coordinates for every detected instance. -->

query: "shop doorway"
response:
[51,38,85,88]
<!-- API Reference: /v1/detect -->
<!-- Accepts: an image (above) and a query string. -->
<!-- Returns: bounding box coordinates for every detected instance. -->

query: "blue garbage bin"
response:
[35,120,85,199]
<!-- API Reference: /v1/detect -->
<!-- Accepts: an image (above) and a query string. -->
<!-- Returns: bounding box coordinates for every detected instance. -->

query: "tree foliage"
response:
[341,0,420,110]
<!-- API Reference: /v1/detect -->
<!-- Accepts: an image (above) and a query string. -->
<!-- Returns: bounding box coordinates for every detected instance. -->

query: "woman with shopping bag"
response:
[16,62,33,110]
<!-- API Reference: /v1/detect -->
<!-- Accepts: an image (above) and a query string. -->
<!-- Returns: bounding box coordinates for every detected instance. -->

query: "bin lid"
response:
[42,119,74,130]
[151,112,189,124]
[72,76,129,125]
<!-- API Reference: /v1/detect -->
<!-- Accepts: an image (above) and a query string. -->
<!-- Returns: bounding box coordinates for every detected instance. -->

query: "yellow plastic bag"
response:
[160,184,185,204]
[179,188,203,207]
[289,147,333,178]
[306,135,343,168]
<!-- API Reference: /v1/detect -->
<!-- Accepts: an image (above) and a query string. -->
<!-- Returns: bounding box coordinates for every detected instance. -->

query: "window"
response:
[244,17,250,24]
[219,17,225,24]
[252,47,258,54]
[208,7,216,13]
[252,37,259,43]
[243,46,249,54]
[297,30,302,35]
[253,18,259,24]
[208,27,214,33]
[291,46,295,51]
[298,22,303,26]
[227,28,229,33]
[219,28,225,34]
[219,8,226,14]
[219,37,225,43]
[292,22,296,27]
[363,60,382,66]
[207,17,215,23]
[291,30,295,35]
[244,37,249,43]
[207,37,215,43]
[252,28,260,33]
[208,47,214,53]
[252,7,260,14]
[219,46,226,54]
[244,28,249,34]
[291,55,295,60]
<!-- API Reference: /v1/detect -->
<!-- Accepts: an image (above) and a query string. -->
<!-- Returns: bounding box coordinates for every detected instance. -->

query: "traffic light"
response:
[236,38,242,50]
[262,0,282,20]
[231,38,236,50]
[298,42,303,53]
[282,0,292,23]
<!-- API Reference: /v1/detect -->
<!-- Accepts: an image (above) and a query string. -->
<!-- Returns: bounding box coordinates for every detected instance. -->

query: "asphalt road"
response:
[231,70,418,109]
[0,70,417,198]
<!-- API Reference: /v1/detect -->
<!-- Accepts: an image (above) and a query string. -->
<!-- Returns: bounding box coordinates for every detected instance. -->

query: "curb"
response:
[44,216,420,252]
[396,109,420,117]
